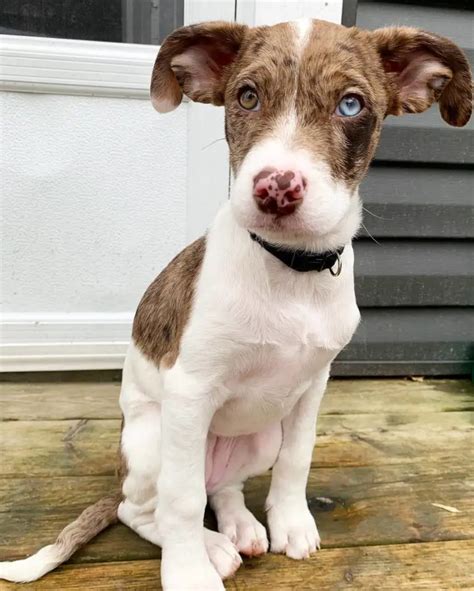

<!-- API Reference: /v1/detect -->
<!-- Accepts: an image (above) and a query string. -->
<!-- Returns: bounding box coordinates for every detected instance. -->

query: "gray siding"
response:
[333,1,474,376]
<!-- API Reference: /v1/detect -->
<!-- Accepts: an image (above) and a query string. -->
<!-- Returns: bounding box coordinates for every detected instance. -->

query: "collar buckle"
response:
[329,251,343,277]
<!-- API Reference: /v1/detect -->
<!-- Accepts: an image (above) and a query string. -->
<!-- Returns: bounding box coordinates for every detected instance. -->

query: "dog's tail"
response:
[0,492,121,583]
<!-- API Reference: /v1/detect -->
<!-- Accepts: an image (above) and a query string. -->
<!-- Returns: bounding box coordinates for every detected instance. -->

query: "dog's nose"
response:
[253,168,306,216]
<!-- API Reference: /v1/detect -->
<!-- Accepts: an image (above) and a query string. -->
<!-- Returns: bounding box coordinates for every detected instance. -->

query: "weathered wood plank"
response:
[313,411,473,468]
[323,379,474,414]
[245,468,474,550]
[0,420,120,477]
[1,410,471,477]
[0,382,121,420]
[0,378,472,590]
[1,460,472,563]
[0,540,472,591]
[1,379,472,421]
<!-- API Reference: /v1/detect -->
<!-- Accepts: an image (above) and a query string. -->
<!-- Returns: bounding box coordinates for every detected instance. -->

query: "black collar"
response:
[249,232,344,275]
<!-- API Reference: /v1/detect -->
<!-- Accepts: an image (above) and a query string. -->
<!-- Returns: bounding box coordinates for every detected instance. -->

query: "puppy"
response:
[1,18,471,591]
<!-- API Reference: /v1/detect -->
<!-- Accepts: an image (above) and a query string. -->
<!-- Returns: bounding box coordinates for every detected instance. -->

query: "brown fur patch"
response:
[53,492,121,563]
[132,236,206,367]
[223,21,387,186]
[297,22,386,184]
[224,23,297,171]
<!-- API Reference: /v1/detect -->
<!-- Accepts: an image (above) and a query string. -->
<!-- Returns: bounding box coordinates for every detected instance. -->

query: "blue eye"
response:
[336,94,364,117]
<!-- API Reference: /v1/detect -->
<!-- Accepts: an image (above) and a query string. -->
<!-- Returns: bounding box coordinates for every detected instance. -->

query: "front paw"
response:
[161,551,225,591]
[266,501,321,560]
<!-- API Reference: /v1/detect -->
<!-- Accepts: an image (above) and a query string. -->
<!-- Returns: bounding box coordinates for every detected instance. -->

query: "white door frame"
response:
[236,0,343,26]
[183,0,236,242]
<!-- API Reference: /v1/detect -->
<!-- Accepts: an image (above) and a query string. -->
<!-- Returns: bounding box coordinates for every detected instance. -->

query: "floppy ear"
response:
[150,21,248,113]
[371,27,472,126]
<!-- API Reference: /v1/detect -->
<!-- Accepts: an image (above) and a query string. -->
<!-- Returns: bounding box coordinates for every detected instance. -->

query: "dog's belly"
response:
[205,422,282,494]
[204,345,327,492]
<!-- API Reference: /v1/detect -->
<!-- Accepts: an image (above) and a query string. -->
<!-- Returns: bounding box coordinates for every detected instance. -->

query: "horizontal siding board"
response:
[383,104,474,130]
[343,308,473,357]
[353,240,474,306]
[332,360,471,376]
[333,308,474,376]
[357,2,474,50]
[374,127,474,164]
[345,1,474,376]
[361,167,474,238]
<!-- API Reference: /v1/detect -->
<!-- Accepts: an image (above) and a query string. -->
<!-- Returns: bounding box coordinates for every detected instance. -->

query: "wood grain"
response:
[1,410,471,477]
[0,540,472,591]
[0,378,472,590]
[1,379,472,420]
[1,460,472,563]
[0,419,119,477]
[0,381,121,420]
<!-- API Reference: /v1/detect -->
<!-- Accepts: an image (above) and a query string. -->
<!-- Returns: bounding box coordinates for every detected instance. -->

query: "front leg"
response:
[266,371,329,559]
[157,363,224,591]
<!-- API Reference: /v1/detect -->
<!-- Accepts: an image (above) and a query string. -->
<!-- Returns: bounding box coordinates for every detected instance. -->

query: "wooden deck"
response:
[0,377,473,590]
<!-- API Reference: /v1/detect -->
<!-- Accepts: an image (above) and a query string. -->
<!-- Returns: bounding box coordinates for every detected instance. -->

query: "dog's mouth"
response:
[245,209,314,237]
[234,193,361,254]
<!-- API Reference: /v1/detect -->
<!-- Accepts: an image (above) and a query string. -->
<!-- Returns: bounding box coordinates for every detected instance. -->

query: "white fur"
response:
[0,545,62,583]
[118,499,242,580]
[294,17,313,54]
[231,138,361,252]
[210,486,269,556]
[116,203,359,589]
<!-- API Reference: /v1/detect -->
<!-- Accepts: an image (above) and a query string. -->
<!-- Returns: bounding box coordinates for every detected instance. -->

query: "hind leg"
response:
[120,376,241,582]
[118,499,241,579]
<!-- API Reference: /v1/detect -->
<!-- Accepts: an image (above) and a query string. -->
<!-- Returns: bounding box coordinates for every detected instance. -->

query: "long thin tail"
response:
[0,492,121,583]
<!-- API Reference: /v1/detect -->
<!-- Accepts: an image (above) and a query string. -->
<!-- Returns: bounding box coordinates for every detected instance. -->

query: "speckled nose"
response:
[253,168,306,216]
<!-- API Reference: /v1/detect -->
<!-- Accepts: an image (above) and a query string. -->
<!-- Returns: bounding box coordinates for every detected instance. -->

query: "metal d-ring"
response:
[329,252,343,277]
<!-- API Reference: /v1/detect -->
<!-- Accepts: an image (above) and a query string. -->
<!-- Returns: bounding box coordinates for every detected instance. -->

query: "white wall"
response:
[1,90,188,369]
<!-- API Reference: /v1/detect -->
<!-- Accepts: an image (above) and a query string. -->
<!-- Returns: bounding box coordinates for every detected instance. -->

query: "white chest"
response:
[210,336,335,436]
[178,213,360,436]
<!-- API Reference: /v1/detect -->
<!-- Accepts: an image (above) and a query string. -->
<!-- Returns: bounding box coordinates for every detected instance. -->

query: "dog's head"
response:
[151,19,472,249]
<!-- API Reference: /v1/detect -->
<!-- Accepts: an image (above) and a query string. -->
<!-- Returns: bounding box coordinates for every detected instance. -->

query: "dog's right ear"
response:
[150,21,248,113]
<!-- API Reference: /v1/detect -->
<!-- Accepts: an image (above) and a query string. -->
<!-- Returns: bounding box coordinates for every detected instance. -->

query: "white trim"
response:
[236,0,343,26]
[0,313,131,372]
[0,35,158,99]
[1,345,128,372]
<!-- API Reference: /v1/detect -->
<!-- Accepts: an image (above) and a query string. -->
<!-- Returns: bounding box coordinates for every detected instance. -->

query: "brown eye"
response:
[238,87,260,111]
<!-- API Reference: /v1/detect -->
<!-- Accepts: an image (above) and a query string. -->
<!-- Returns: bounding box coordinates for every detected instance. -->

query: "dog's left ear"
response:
[371,27,472,126]
[150,21,248,113]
